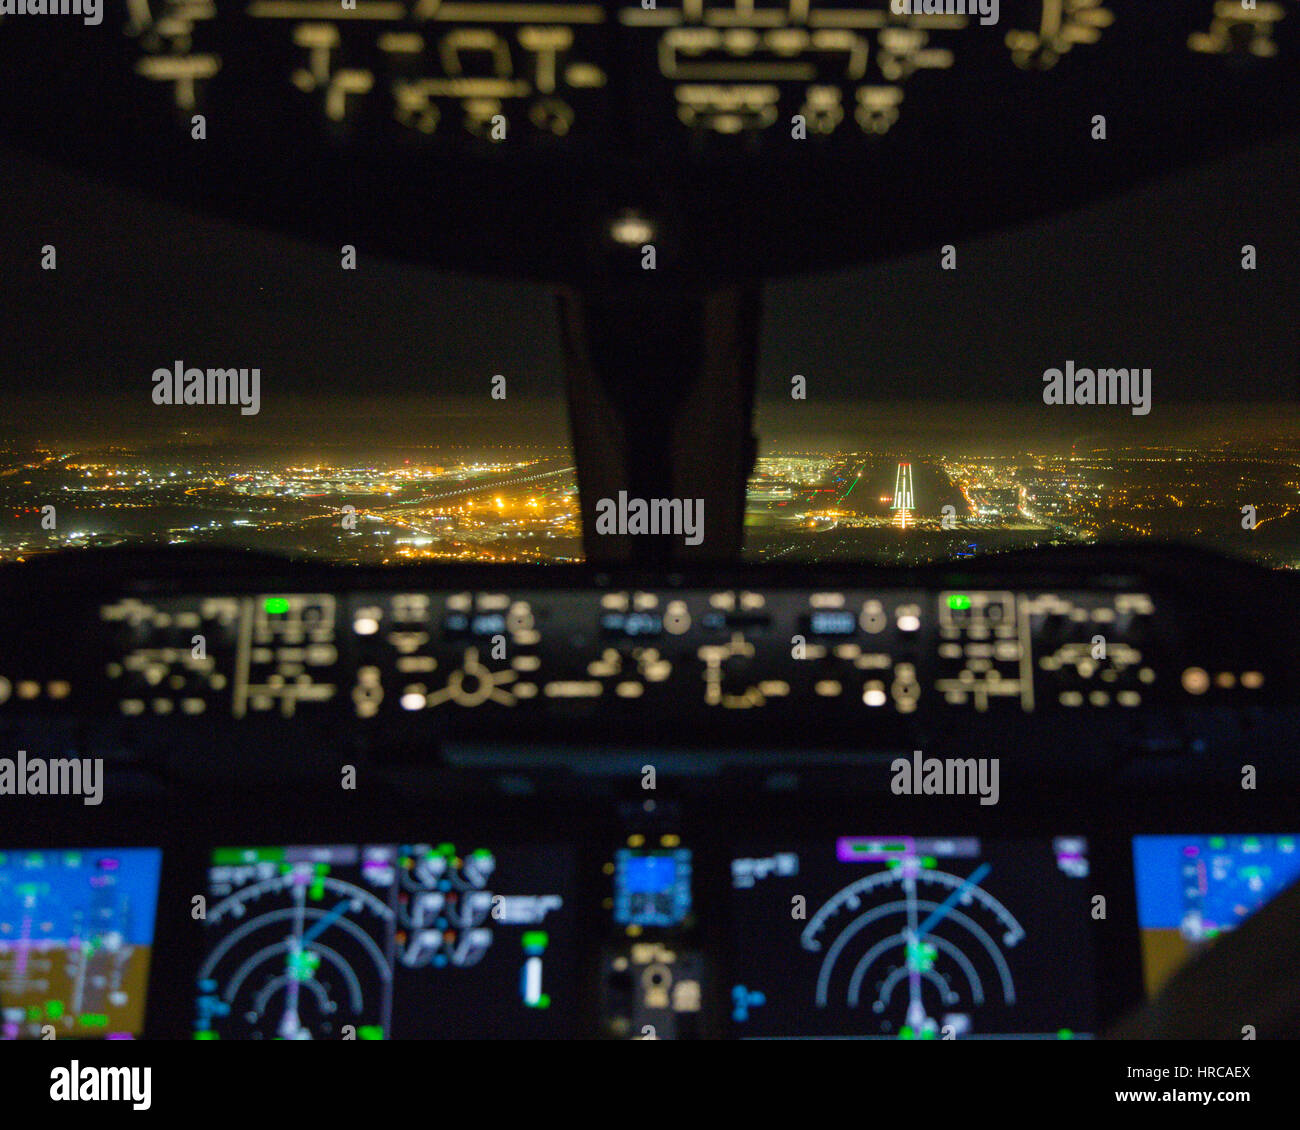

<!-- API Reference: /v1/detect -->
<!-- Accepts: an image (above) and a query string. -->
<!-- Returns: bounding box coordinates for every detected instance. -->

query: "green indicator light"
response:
[213,847,284,865]
[899,1026,915,1040]
[1210,837,1226,849]
[473,849,492,859]
[948,594,972,611]
[45,1000,63,1019]
[264,597,290,615]
[27,1006,41,1021]
[358,1026,385,1040]
[79,1014,108,1028]
[887,859,901,869]
[522,931,548,950]
[922,856,937,869]
[193,1032,219,1040]
[921,1028,936,1040]
[436,843,455,856]
[1058,1029,1074,1040]
[536,994,551,1010]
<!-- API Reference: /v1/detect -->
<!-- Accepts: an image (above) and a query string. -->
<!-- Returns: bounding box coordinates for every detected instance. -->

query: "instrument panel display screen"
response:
[194,842,575,1039]
[1132,833,1300,999]
[729,835,1096,1039]
[0,847,162,1040]
[614,847,693,927]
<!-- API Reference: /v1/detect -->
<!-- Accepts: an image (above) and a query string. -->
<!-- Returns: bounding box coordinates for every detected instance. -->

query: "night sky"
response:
[1,131,1296,449]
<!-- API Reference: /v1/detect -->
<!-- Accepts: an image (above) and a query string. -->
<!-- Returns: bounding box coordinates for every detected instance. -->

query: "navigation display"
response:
[1132,834,1300,998]
[0,847,163,1040]
[194,842,574,1038]
[729,835,1095,1039]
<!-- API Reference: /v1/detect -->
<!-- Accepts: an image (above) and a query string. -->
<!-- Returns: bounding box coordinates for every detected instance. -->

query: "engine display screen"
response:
[194,842,574,1039]
[0,847,163,1040]
[1132,834,1300,998]
[729,835,1095,1039]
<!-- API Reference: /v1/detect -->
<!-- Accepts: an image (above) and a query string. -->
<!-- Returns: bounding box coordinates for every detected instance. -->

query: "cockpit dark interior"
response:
[1,1,1298,1110]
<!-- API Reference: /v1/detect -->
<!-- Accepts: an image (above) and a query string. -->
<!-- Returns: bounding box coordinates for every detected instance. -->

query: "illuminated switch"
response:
[1006,0,1114,70]
[860,601,887,633]
[1190,3,1284,58]
[672,981,701,1013]
[895,605,921,632]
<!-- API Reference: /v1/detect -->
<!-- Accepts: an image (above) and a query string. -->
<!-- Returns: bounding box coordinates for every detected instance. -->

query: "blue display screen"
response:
[0,847,163,1039]
[622,855,676,894]
[809,610,857,635]
[614,849,692,928]
[1132,834,1300,996]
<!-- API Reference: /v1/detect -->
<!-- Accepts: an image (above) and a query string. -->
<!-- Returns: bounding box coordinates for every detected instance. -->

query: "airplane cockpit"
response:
[1,1,1298,1106]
